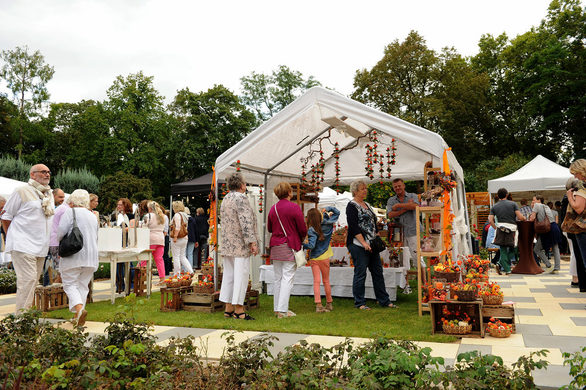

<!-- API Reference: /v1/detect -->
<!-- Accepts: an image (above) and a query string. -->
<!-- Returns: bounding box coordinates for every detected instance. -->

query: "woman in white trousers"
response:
[219,173,259,320]
[170,201,193,275]
[57,189,98,326]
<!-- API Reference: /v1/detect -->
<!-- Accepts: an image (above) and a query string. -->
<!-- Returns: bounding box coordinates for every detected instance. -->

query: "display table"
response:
[259,264,404,302]
[512,221,543,275]
[99,249,153,303]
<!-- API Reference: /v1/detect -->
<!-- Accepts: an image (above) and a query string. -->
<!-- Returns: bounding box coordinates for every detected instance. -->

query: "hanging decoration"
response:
[235,160,241,172]
[208,166,218,249]
[301,162,308,190]
[221,183,227,196]
[333,142,340,193]
[258,184,264,213]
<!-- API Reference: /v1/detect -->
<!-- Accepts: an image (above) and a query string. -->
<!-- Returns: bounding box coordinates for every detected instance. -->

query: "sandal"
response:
[357,305,371,310]
[224,311,234,318]
[234,312,255,320]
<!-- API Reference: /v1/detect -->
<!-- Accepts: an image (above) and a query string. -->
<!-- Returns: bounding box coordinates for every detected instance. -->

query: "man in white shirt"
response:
[1,164,54,312]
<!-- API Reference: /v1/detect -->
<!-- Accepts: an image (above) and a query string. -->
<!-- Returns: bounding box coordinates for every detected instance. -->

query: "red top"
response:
[267,199,307,251]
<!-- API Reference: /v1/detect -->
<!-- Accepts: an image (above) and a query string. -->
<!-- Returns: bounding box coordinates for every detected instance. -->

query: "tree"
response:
[352,31,438,129]
[170,85,257,181]
[98,171,153,214]
[0,96,18,156]
[0,46,55,158]
[240,65,321,124]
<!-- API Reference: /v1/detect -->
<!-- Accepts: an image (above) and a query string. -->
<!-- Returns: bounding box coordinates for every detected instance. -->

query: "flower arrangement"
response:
[463,255,490,274]
[330,226,348,247]
[479,282,504,305]
[164,272,193,288]
[486,317,513,338]
[465,268,489,283]
[423,281,448,303]
[440,306,472,334]
[193,280,215,294]
[434,259,461,273]
[450,281,478,301]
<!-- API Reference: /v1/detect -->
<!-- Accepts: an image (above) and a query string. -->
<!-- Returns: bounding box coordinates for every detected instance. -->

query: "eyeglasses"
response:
[33,170,51,175]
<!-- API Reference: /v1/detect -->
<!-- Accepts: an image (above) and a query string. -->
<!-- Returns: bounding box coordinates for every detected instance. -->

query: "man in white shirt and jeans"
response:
[1,164,55,312]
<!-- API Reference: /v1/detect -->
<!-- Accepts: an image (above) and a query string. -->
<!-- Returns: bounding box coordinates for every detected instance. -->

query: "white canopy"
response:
[214,87,471,255]
[487,155,572,201]
[0,176,27,198]
[216,87,464,185]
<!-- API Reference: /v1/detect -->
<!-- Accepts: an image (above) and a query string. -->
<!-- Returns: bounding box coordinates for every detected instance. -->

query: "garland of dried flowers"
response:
[334,142,340,193]
[258,184,263,213]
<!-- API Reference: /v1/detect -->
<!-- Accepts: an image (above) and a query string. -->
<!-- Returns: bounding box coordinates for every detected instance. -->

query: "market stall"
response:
[212,87,471,295]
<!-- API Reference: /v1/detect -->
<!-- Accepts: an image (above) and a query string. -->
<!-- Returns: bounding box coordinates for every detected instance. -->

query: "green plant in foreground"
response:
[562,346,586,389]
[0,267,17,294]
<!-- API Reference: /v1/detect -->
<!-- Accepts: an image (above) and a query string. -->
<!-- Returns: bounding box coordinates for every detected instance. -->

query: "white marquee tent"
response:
[487,155,573,202]
[0,176,27,198]
[214,87,472,255]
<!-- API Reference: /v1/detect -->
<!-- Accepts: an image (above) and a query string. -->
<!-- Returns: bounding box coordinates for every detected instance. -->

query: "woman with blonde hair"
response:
[567,159,586,281]
[89,194,99,223]
[142,201,166,283]
[267,182,307,318]
[170,200,193,274]
[57,189,98,326]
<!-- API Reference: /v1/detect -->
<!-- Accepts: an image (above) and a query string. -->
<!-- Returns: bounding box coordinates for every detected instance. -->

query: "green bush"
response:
[98,171,153,214]
[94,263,110,279]
[0,155,31,182]
[53,167,100,194]
[0,268,17,294]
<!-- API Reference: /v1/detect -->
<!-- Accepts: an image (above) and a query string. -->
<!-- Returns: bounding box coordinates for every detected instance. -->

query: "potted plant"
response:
[450,281,478,301]
[487,317,513,338]
[479,282,504,305]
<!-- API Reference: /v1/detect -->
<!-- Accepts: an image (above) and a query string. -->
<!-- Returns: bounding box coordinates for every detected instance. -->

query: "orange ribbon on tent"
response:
[441,148,455,256]
[208,166,218,249]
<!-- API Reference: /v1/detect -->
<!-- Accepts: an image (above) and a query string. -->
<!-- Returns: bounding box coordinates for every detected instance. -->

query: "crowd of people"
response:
[0,163,209,324]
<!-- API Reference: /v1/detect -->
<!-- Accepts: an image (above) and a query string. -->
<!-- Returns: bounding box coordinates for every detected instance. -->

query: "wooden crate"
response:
[429,299,484,338]
[244,290,260,310]
[182,291,223,313]
[34,284,92,312]
[160,286,194,312]
[132,267,148,297]
[482,304,515,333]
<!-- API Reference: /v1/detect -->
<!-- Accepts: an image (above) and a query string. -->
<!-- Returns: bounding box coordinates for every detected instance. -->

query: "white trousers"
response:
[170,237,193,274]
[273,260,296,313]
[11,251,44,313]
[60,266,94,313]
[405,235,425,268]
[219,256,250,305]
[567,233,577,277]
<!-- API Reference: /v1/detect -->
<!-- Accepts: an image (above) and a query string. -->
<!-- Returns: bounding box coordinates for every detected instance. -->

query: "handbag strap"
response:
[71,207,78,228]
[274,204,296,254]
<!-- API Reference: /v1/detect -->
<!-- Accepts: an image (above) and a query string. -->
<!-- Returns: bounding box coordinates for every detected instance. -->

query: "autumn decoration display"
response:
[258,184,263,213]
[479,282,504,305]
[164,272,193,288]
[422,281,448,303]
[433,259,462,283]
[487,317,513,338]
[450,281,478,301]
[440,306,472,335]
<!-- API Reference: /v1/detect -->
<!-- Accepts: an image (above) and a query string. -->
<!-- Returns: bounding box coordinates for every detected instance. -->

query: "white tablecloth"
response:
[259,262,405,301]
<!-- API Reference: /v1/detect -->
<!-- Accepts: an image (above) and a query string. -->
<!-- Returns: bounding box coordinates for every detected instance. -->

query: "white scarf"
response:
[28,179,54,218]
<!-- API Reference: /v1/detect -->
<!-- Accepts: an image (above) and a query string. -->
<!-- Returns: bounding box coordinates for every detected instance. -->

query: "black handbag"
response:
[59,208,84,257]
[370,235,387,253]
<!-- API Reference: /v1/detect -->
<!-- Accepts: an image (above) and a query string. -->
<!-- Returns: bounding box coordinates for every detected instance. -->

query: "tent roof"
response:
[214,87,464,184]
[170,173,225,196]
[0,176,27,198]
[487,155,572,194]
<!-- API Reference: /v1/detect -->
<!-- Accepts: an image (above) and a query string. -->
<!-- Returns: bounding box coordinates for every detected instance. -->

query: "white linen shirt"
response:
[57,207,99,272]
[1,185,52,257]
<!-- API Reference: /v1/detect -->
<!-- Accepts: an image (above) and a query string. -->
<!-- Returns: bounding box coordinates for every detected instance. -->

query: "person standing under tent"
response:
[170,201,193,275]
[529,195,557,273]
[267,182,307,318]
[386,178,423,291]
[489,188,526,275]
[194,207,209,270]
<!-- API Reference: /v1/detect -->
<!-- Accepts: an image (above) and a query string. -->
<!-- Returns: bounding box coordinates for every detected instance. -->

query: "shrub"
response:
[0,155,31,182]
[0,268,17,294]
[53,167,100,194]
[562,346,586,389]
[98,171,153,214]
[94,263,110,279]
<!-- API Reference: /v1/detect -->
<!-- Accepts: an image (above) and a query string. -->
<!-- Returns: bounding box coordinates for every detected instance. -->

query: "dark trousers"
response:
[347,243,391,307]
[194,242,208,269]
[163,235,172,276]
[570,234,586,292]
[116,263,134,293]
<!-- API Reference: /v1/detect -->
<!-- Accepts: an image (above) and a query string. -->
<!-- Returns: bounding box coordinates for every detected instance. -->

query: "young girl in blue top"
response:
[303,206,340,312]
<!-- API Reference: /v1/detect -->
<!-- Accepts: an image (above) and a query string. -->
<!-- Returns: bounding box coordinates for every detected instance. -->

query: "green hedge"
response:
[53,167,100,194]
[0,155,31,182]
[0,268,17,294]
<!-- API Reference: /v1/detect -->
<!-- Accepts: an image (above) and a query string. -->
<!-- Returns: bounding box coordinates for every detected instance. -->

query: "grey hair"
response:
[68,189,90,208]
[350,180,367,196]
[566,177,580,191]
[227,172,245,191]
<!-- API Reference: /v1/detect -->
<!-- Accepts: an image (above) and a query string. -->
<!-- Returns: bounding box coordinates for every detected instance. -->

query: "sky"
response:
[0,0,558,105]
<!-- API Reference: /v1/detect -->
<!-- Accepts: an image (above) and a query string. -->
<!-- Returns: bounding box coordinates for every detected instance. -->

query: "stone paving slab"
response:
[516,308,543,316]
[570,317,586,326]
[515,324,553,336]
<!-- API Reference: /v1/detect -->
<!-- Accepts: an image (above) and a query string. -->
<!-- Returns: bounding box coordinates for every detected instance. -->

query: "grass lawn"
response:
[44,283,456,343]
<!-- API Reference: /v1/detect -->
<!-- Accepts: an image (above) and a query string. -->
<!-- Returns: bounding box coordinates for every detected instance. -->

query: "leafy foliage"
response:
[0,268,16,294]
[0,154,31,182]
[53,167,100,194]
[97,171,153,214]
[562,346,586,389]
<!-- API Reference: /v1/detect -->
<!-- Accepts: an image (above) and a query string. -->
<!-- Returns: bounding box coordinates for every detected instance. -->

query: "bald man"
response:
[1,164,54,312]
[53,188,65,207]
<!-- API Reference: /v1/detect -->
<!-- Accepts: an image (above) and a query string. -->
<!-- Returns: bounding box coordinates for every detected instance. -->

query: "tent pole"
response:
[459,179,473,254]
[213,173,219,292]
[262,173,268,255]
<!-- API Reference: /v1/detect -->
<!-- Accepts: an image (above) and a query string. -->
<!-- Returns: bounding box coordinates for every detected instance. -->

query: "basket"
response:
[489,328,512,338]
[192,285,215,294]
[454,289,477,301]
[165,280,182,289]
[482,295,504,305]
[442,323,472,335]
[180,278,193,287]
[434,271,460,283]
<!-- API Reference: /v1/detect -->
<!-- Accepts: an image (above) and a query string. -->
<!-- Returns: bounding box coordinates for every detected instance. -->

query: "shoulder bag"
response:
[59,208,84,257]
[274,205,307,267]
[561,205,586,234]
[171,213,188,238]
[534,206,551,234]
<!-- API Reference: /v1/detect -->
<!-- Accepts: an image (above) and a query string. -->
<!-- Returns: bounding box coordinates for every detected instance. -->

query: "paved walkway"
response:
[0,260,584,389]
